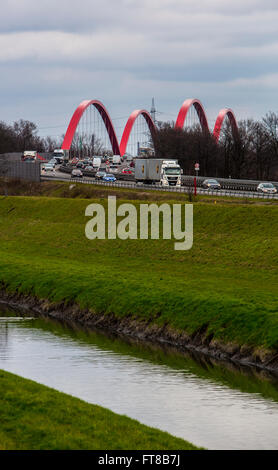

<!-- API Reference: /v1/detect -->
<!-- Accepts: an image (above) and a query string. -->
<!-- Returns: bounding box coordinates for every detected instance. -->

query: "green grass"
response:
[0,369,199,450]
[0,186,278,352]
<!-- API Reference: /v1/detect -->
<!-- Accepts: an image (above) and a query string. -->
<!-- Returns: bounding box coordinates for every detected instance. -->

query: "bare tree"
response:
[0,155,10,196]
[42,136,61,153]
[262,112,278,178]
[248,120,269,179]
[70,132,107,159]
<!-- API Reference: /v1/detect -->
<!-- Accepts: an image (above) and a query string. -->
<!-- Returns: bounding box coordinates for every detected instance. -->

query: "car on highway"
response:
[84,165,94,171]
[109,164,121,174]
[102,174,117,182]
[121,168,133,175]
[257,182,277,194]
[95,170,107,180]
[53,156,64,164]
[42,163,55,172]
[202,178,221,190]
[48,159,58,166]
[71,169,83,178]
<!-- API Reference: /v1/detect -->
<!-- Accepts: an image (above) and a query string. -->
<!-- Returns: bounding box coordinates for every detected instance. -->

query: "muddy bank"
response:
[1,289,278,374]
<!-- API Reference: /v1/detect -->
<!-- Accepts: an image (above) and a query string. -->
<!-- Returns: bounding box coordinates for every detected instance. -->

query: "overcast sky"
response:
[1,0,278,141]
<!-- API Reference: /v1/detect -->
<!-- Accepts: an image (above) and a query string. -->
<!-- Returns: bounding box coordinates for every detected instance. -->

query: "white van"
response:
[92,157,101,168]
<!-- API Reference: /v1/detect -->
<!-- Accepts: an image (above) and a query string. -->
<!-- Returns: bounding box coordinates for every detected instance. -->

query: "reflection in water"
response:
[0,308,278,450]
[0,320,8,352]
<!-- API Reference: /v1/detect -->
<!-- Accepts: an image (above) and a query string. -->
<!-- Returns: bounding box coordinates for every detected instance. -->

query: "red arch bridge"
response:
[61,98,239,157]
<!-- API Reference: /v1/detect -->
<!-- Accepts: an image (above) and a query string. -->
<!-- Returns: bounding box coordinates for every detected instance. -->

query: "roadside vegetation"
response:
[1,177,278,204]
[0,182,277,356]
[0,369,198,450]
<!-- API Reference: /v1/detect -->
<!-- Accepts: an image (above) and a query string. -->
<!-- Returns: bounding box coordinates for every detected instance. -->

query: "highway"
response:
[41,169,278,201]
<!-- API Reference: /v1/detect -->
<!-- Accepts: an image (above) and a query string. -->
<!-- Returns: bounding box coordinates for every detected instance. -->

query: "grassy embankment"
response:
[0,369,198,450]
[0,180,278,354]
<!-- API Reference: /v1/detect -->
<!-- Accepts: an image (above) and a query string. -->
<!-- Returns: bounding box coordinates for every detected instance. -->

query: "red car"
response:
[121,168,133,175]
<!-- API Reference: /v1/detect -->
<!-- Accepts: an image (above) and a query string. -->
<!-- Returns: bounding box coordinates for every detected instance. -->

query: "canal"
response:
[1,308,278,450]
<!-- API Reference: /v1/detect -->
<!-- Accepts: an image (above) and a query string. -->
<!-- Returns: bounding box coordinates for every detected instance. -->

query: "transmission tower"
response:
[150,97,156,124]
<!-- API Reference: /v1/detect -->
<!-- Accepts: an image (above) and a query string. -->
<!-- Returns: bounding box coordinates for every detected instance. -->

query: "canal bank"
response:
[0,193,278,373]
[1,308,278,450]
[1,289,278,374]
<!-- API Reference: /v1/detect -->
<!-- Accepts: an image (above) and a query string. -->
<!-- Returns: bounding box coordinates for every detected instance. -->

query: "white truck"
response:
[135,159,182,187]
[52,149,68,163]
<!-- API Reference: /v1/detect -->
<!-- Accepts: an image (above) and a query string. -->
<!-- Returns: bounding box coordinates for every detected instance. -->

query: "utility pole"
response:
[150,97,156,124]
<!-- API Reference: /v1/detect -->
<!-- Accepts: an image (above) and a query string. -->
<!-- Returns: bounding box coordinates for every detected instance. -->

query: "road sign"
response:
[195,163,200,171]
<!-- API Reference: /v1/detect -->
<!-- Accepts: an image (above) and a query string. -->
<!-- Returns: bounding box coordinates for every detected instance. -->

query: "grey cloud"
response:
[1,0,278,33]
[0,0,277,135]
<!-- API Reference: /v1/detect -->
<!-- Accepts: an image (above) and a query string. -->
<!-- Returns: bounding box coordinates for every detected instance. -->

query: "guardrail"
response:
[59,164,278,192]
[41,174,278,200]
[181,175,278,191]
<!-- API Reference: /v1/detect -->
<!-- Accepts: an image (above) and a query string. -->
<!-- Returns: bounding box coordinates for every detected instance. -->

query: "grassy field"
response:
[0,369,199,450]
[0,180,278,352]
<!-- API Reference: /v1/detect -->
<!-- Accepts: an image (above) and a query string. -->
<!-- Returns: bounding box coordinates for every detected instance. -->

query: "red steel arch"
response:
[213,108,239,142]
[119,109,156,157]
[61,99,120,155]
[62,99,239,158]
[175,99,209,133]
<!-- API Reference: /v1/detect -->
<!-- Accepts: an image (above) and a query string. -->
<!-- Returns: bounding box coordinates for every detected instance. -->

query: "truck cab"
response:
[161,161,182,187]
[52,149,67,164]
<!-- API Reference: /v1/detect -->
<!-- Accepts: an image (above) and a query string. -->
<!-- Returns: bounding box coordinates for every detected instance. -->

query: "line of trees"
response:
[0,119,112,158]
[152,112,278,180]
[1,112,278,181]
[0,120,61,155]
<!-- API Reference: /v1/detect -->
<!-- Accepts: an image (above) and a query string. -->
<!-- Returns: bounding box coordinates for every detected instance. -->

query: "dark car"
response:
[53,156,63,164]
[84,165,94,172]
[202,179,221,190]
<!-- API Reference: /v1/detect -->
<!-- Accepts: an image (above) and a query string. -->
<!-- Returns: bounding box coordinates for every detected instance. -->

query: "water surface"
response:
[1,310,278,450]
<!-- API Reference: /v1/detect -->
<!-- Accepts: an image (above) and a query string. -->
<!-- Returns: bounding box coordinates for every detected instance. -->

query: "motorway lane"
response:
[41,171,278,201]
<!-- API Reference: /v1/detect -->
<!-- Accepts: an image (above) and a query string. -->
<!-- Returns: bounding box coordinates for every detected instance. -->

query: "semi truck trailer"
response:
[135,159,182,187]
